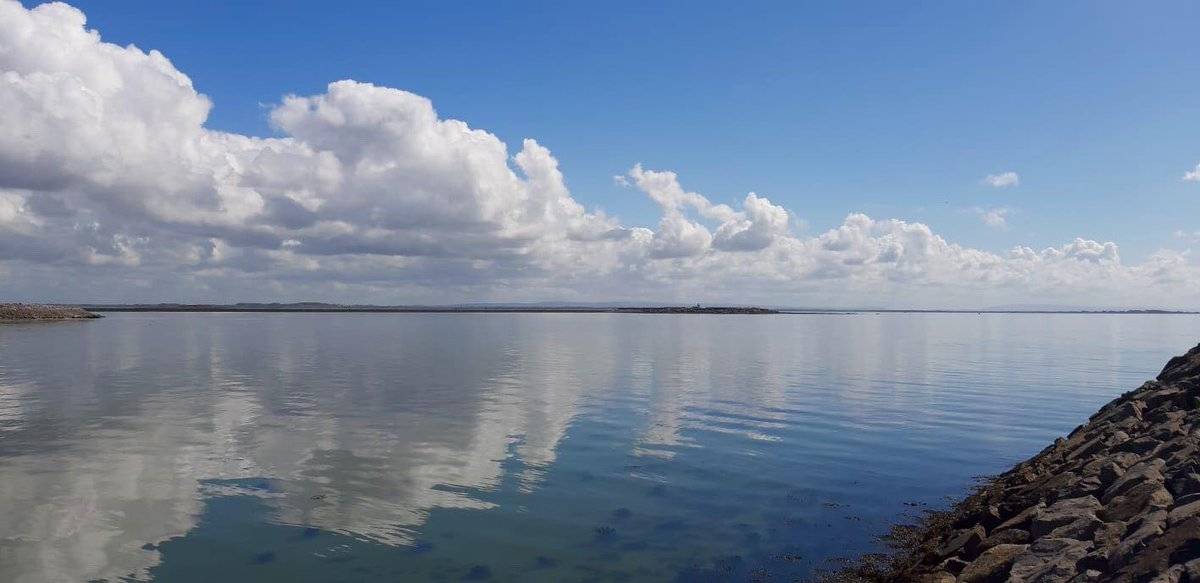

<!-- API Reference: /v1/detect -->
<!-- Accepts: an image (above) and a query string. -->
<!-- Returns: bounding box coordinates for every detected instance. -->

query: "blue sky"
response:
[2,0,1199,306]
[65,0,1200,262]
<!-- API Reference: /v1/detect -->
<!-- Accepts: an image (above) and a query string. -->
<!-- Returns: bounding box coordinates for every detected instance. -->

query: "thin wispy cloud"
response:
[983,172,1020,188]
[1175,230,1200,244]
[976,207,1011,229]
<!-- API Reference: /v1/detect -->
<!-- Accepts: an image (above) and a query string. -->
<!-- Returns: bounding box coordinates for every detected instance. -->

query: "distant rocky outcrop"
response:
[831,344,1200,583]
[0,303,101,320]
[77,303,780,314]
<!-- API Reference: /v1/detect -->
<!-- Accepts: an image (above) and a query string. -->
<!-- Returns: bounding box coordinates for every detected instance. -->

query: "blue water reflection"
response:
[0,313,1194,581]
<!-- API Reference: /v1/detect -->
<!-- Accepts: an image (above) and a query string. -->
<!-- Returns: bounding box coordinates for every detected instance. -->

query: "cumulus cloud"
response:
[0,0,1197,308]
[1184,163,1200,182]
[983,171,1020,188]
[621,165,790,254]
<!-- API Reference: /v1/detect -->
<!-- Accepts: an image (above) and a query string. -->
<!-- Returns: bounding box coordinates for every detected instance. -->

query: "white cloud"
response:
[0,0,1197,308]
[1184,163,1200,182]
[621,165,790,253]
[975,207,1010,229]
[983,171,1020,188]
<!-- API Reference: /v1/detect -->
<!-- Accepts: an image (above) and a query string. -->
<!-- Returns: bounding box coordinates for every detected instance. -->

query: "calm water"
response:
[0,313,1196,582]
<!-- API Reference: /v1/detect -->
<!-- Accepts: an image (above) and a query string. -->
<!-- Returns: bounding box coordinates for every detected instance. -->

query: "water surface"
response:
[0,313,1195,582]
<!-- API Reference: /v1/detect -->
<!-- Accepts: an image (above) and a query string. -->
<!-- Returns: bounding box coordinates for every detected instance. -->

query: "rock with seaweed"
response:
[824,343,1200,583]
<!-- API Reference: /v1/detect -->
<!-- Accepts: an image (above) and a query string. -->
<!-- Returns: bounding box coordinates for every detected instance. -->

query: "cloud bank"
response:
[0,1,1196,308]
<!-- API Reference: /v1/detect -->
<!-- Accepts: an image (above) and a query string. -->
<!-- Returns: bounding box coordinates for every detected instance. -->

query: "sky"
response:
[1,0,1199,308]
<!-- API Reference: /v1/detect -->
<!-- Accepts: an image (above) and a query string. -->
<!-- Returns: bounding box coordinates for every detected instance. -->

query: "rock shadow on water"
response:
[462,564,492,580]
[593,525,618,542]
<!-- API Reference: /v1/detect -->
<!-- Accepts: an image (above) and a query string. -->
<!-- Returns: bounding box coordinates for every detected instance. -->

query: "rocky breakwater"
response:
[841,344,1200,583]
[0,303,101,320]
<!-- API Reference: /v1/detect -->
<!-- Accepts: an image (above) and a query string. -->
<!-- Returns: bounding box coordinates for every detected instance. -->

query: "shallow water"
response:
[0,312,1195,582]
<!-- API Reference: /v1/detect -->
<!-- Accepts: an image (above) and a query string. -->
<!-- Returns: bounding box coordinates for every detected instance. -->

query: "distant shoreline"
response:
[72,304,1198,315]
[1,303,102,321]
[79,304,779,315]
